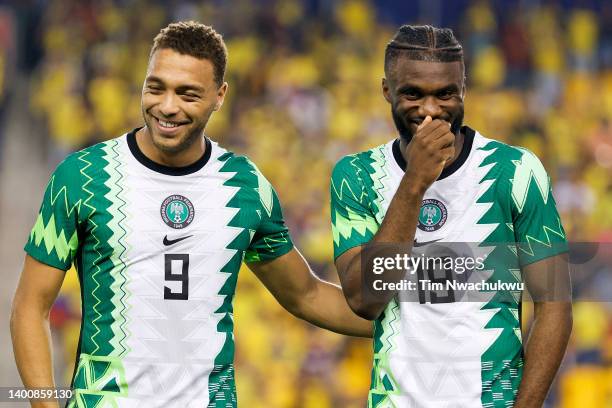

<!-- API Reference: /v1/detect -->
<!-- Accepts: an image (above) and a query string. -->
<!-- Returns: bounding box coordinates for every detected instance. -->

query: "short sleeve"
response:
[511,148,568,267]
[244,167,293,263]
[330,155,379,260]
[24,156,83,271]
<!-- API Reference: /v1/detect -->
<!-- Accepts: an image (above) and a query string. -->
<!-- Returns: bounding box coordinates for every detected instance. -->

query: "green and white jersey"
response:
[25,128,293,408]
[330,127,567,408]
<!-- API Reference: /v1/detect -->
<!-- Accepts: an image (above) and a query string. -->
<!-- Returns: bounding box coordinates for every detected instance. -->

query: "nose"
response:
[159,93,180,117]
[418,96,443,119]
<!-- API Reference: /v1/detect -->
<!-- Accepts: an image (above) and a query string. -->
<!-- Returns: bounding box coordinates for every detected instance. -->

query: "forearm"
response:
[514,302,572,408]
[10,307,59,408]
[373,174,427,243]
[293,279,373,337]
[342,176,425,318]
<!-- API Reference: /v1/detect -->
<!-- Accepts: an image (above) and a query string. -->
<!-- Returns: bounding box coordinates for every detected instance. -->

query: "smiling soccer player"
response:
[11,21,372,408]
[331,25,572,408]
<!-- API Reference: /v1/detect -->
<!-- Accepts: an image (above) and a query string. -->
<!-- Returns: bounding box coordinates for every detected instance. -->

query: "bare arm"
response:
[514,254,572,408]
[335,117,456,320]
[11,255,66,408]
[247,248,373,337]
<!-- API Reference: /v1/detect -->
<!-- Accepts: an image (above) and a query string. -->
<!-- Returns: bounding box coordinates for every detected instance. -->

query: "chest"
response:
[81,169,261,259]
[373,166,513,244]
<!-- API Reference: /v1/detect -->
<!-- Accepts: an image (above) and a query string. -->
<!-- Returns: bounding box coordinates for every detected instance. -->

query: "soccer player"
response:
[11,21,372,407]
[331,25,572,407]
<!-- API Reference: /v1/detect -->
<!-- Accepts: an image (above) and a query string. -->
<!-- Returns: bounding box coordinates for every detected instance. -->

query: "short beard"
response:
[152,127,202,154]
[142,109,208,155]
[392,105,464,143]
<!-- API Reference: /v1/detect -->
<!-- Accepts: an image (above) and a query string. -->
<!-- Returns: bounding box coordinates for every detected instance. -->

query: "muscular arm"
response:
[247,248,372,337]
[514,254,572,408]
[11,255,66,408]
[335,117,456,320]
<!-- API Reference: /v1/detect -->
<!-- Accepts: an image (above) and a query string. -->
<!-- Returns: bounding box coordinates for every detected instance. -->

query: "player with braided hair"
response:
[332,25,572,407]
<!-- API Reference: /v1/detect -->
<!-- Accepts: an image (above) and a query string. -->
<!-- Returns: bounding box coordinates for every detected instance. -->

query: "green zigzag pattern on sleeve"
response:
[510,148,550,214]
[509,147,566,259]
[330,153,381,247]
[246,157,273,217]
[519,217,566,257]
[368,146,392,224]
[242,160,291,264]
[30,212,79,263]
[29,163,83,264]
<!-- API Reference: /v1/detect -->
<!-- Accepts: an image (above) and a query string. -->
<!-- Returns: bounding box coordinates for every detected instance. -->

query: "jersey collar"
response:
[392,125,475,181]
[127,127,212,176]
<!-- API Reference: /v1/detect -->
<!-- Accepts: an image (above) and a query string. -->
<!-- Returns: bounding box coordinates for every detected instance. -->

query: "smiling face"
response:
[141,48,227,155]
[383,57,465,142]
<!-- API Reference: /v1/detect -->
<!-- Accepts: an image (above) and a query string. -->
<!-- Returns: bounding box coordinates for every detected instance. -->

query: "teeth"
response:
[159,119,179,128]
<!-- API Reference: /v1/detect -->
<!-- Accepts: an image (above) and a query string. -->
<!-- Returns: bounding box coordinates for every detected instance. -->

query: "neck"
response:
[136,127,206,167]
[400,128,465,168]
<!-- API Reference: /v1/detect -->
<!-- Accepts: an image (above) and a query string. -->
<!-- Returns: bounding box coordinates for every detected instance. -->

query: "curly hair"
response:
[150,21,227,86]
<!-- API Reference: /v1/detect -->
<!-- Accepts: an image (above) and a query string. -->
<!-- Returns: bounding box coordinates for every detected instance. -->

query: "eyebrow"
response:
[145,75,206,93]
[397,83,460,95]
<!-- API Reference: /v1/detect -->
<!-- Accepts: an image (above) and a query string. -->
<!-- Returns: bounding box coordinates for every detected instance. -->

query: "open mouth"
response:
[154,117,187,133]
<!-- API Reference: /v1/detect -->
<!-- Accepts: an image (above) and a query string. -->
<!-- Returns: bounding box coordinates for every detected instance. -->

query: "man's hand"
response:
[404,115,456,193]
[248,249,373,337]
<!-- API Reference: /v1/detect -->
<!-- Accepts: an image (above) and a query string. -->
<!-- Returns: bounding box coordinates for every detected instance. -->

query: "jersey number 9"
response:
[164,253,189,300]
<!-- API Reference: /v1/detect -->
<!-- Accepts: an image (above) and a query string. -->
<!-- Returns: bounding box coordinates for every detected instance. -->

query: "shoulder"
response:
[471,130,551,209]
[472,130,548,178]
[58,136,126,174]
[213,143,266,185]
[331,143,389,181]
[216,148,259,174]
[210,142,276,207]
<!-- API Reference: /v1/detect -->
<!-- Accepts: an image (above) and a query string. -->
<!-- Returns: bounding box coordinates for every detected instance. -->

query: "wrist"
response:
[401,175,428,197]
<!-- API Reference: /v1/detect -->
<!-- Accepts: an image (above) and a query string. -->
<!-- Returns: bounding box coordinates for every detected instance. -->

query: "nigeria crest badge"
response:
[417,199,447,232]
[161,195,195,229]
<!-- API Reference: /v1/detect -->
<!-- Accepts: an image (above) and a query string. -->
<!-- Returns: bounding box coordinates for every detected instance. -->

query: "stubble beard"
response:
[392,104,465,143]
[142,110,207,155]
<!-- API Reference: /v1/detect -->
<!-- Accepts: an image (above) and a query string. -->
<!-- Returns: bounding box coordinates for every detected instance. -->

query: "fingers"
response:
[434,131,455,149]
[417,115,433,132]
[408,116,456,168]
[427,125,453,145]
[440,145,455,162]
[416,118,452,141]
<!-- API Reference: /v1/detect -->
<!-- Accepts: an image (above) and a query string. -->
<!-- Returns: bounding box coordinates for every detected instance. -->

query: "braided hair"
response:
[384,25,463,75]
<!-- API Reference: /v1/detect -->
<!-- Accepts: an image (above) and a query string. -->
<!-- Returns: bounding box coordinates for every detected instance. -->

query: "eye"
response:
[181,93,200,102]
[437,89,456,99]
[146,85,163,94]
[401,89,422,100]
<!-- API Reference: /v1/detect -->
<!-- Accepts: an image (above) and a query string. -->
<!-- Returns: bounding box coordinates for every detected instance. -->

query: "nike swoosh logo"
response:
[413,238,442,247]
[163,235,193,246]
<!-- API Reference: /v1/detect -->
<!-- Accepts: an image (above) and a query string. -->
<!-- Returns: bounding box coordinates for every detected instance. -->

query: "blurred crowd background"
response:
[1,0,611,407]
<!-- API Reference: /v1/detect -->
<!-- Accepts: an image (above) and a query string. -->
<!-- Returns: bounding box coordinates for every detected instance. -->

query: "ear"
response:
[382,77,392,104]
[215,82,228,111]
